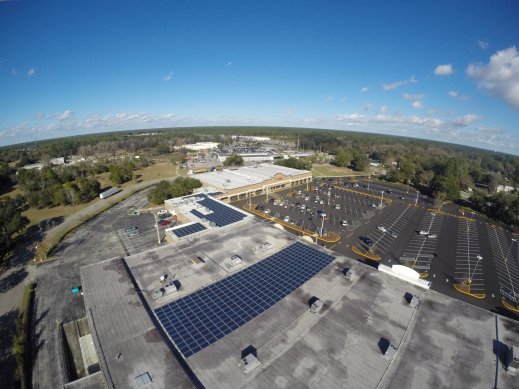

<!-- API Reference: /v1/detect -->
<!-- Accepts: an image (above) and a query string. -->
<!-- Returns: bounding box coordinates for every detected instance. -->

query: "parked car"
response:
[284,216,290,222]
[125,226,138,233]
[418,230,429,235]
[341,220,348,226]
[377,225,387,233]
[427,234,438,239]
[159,220,170,227]
[264,209,271,214]
[360,236,374,246]
[388,231,398,238]
[335,204,340,210]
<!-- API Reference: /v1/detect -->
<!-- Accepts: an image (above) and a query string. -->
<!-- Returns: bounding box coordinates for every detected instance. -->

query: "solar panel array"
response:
[190,195,247,227]
[171,222,207,238]
[155,242,335,357]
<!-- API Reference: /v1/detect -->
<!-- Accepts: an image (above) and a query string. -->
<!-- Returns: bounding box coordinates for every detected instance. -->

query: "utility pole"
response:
[415,191,419,206]
[380,191,384,207]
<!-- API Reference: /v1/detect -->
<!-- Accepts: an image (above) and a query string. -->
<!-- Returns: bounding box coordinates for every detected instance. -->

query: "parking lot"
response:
[486,224,519,311]
[233,177,519,318]
[397,209,443,277]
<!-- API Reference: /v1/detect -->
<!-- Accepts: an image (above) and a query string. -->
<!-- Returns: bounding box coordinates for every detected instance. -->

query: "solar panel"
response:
[155,242,335,358]
[171,223,207,238]
[189,195,247,227]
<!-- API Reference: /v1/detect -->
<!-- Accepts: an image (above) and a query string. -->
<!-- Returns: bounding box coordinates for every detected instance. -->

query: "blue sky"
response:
[1,1,519,154]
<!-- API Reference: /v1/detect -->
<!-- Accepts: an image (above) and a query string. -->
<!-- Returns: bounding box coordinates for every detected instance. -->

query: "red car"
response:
[159,220,170,227]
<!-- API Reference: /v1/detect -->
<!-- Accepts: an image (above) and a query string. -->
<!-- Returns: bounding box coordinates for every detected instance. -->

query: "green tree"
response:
[275,157,312,170]
[156,144,170,154]
[224,154,244,166]
[352,152,368,172]
[334,148,353,168]
[147,177,203,204]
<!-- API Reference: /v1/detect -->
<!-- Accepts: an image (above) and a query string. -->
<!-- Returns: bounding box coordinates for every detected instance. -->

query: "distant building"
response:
[182,142,219,151]
[219,153,274,164]
[496,185,517,194]
[20,163,44,170]
[231,135,271,142]
[50,157,66,166]
[194,164,312,202]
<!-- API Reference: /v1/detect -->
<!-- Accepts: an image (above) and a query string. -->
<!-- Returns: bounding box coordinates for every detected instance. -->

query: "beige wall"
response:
[215,171,312,202]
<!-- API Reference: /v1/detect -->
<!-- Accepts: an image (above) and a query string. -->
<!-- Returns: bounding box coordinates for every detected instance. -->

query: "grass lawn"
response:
[311,164,365,177]
[137,161,178,180]
[22,202,96,228]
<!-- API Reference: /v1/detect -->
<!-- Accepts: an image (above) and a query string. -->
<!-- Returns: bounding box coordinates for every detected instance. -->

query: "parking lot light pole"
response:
[380,191,384,207]
[415,191,419,206]
[368,171,370,191]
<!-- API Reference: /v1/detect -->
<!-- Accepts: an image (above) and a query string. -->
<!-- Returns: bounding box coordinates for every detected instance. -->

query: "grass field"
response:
[22,202,95,228]
[7,160,179,228]
[311,164,365,177]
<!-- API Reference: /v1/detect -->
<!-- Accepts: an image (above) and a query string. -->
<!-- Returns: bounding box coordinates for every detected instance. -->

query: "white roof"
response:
[195,164,309,190]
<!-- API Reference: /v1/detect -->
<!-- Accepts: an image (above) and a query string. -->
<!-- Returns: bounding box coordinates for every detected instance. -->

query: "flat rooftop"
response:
[194,164,310,190]
[80,257,195,389]
[164,193,252,240]
[81,218,519,389]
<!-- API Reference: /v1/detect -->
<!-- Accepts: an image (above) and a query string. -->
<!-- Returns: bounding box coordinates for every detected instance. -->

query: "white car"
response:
[284,216,290,222]
[377,225,387,233]
[264,209,271,214]
[427,234,438,239]
[341,220,348,226]
[418,230,429,235]
[335,204,340,210]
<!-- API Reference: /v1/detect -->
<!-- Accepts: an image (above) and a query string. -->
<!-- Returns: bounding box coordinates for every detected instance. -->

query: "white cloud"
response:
[55,110,74,121]
[379,106,388,113]
[163,71,172,81]
[452,114,482,127]
[478,40,489,50]
[402,93,425,100]
[27,67,35,77]
[467,46,519,110]
[411,101,423,109]
[227,61,232,67]
[434,64,453,76]
[448,90,470,101]
[360,86,369,92]
[382,75,417,91]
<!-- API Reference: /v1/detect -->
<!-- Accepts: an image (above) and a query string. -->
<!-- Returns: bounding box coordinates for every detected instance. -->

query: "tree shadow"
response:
[0,308,20,388]
[0,268,28,293]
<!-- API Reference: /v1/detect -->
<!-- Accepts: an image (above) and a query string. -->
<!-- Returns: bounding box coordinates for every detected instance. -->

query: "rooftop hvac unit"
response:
[239,353,260,374]
[310,299,323,314]
[507,345,519,373]
[342,268,355,281]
